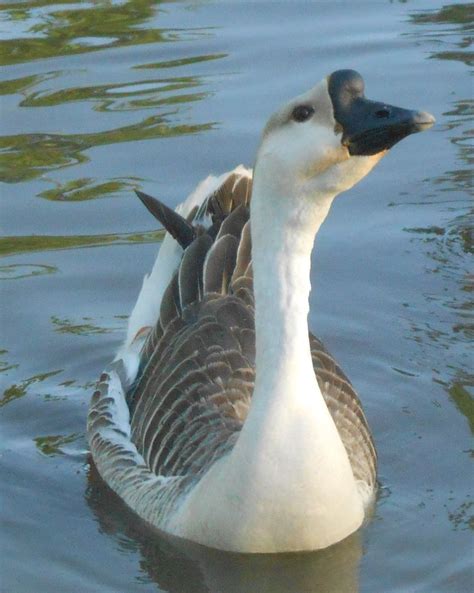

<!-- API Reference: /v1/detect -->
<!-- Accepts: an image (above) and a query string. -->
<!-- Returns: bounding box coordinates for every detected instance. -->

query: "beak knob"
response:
[328,70,435,156]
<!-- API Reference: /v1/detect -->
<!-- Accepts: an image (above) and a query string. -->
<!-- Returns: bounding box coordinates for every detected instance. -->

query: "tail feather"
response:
[135,190,196,249]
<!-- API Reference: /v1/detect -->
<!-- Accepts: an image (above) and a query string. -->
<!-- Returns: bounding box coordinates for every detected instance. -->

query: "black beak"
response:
[328,70,435,156]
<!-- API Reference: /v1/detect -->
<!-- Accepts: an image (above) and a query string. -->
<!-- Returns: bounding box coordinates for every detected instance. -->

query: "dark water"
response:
[1,1,472,592]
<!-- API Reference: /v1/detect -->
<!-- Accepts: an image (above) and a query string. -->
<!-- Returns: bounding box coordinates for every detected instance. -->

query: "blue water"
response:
[1,1,472,592]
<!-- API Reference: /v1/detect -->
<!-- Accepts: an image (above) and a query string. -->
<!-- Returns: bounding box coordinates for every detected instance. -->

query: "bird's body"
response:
[88,70,434,553]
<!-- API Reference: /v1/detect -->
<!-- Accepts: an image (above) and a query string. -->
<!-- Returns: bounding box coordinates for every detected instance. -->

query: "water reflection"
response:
[38,177,138,201]
[34,432,80,456]
[0,71,60,96]
[19,75,210,112]
[0,0,223,185]
[446,498,474,531]
[86,463,363,593]
[406,3,473,542]
[135,52,227,71]
[51,314,121,335]
[0,115,214,183]
[409,3,474,66]
[0,229,163,257]
[448,383,474,435]
[0,0,207,66]
[0,348,18,374]
[1,369,62,407]
[404,4,473,375]
[0,263,57,279]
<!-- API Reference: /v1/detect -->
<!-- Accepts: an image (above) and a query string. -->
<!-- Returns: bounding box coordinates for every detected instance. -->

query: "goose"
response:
[88,69,434,553]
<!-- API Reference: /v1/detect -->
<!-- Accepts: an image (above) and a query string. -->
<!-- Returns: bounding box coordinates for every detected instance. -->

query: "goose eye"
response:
[292,105,315,123]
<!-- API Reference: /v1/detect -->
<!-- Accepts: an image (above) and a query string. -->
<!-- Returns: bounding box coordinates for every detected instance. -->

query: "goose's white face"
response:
[256,79,382,199]
[256,70,434,200]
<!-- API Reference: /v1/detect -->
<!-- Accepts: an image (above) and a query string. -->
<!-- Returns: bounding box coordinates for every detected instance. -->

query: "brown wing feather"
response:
[129,171,376,487]
[203,235,239,295]
[178,234,213,307]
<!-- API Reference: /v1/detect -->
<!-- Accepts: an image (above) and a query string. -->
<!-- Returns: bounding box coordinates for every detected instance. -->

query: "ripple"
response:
[34,433,81,456]
[38,177,138,201]
[18,74,210,113]
[50,315,122,336]
[0,230,164,257]
[1,369,63,407]
[0,263,57,280]
[0,0,214,66]
[0,349,18,374]
[71,36,118,47]
[409,4,474,69]
[0,71,60,96]
[134,52,228,71]
[0,115,215,183]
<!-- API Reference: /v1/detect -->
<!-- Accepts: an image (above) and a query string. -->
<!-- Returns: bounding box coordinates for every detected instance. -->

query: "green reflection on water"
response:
[406,2,474,440]
[34,432,80,456]
[0,229,164,257]
[449,383,474,435]
[436,97,474,194]
[0,0,208,66]
[445,100,474,120]
[0,349,18,374]
[1,369,63,407]
[410,3,474,27]
[0,0,222,184]
[410,3,474,65]
[51,315,119,336]
[0,115,215,183]
[38,177,138,201]
[134,52,228,70]
[433,50,473,66]
[19,76,208,112]
[0,72,59,96]
[0,263,57,279]
[447,500,474,531]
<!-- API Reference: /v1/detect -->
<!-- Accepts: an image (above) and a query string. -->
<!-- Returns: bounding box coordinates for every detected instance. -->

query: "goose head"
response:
[254,69,435,201]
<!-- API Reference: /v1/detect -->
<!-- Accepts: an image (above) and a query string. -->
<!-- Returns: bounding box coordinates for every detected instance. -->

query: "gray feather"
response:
[203,235,238,295]
[178,234,213,309]
[216,204,249,241]
[160,271,181,330]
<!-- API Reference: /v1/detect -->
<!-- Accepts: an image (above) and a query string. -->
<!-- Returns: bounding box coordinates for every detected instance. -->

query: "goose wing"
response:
[128,173,255,485]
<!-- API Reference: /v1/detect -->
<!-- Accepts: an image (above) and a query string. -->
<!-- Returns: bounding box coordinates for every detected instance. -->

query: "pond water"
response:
[1,1,472,592]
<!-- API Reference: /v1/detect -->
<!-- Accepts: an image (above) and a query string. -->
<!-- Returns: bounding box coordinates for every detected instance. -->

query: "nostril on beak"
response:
[375,107,391,119]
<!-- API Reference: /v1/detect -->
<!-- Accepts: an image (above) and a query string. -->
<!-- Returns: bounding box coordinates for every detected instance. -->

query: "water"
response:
[1,1,472,592]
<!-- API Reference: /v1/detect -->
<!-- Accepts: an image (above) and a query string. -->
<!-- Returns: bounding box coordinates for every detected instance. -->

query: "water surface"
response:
[1,1,472,592]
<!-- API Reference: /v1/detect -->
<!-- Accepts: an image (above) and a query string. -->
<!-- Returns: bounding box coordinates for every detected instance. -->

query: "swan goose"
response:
[88,69,434,553]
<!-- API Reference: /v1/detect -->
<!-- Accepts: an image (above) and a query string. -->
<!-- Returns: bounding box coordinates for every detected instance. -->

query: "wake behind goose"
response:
[88,69,434,553]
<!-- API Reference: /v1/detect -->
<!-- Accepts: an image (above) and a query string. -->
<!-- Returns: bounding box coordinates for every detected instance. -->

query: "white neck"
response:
[251,171,333,414]
[171,169,364,552]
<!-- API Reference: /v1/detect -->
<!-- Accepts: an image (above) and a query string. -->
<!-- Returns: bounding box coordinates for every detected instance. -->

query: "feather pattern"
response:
[88,167,376,535]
